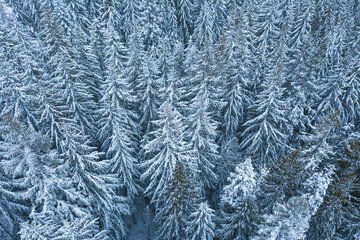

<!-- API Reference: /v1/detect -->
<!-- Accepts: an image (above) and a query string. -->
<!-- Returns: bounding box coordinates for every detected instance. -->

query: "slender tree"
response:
[219,158,259,240]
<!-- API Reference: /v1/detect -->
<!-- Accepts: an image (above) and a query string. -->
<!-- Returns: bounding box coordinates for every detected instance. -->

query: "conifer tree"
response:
[0,116,116,239]
[286,0,318,144]
[212,0,226,42]
[157,37,173,88]
[257,119,335,217]
[137,52,161,160]
[99,0,122,39]
[241,75,288,167]
[121,0,142,41]
[140,0,162,51]
[20,214,109,240]
[0,117,41,239]
[36,4,131,237]
[186,70,219,189]
[125,24,144,95]
[85,0,101,20]
[335,137,360,238]
[154,162,199,240]
[342,52,360,127]
[0,12,41,130]
[256,196,312,240]
[220,7,252,145]
[257,150,308,213]
[62,0,91,34]
[195,36,225,119]
[97,37,140,198]
[219,158,259,240]
[193,0,214,47]
[175,0,194,43]
[141,76,192,206]
[36,5,72,146]
[341,0,360,128]
[305,138,360,240]
[186,35,222,190]
[158,0,178,44]
[183,37,198,104]
[98,0,141,200]
[256,115,340,239]
[253,0,281,69]
[187,201,216,240]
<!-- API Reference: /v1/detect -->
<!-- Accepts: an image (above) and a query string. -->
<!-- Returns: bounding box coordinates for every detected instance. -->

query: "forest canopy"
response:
[0,0,359,239]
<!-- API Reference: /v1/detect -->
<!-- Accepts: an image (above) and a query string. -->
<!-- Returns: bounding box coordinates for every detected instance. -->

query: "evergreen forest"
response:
[0,0,359,239]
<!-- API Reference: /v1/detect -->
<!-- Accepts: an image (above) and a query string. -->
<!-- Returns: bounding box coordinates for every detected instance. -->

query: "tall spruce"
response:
[141,75,192,206]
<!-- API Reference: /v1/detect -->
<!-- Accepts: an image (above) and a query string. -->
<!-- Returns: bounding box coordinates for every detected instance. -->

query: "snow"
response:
[127,197,154,240]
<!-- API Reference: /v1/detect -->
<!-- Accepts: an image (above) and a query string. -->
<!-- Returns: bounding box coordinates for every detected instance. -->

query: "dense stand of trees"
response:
[0,0,359,239]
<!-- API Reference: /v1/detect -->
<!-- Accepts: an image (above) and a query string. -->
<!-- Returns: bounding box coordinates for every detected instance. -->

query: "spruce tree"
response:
[305,138,360,240]
[185,70,219,189]
[175,0,194,43]
[219,7,252,145]
[154,162,199,240]
[241,74,288,167]
[187,201,216,240]
[140,0,162,51]
[212,0,226,43]
[219,158,259,240]
[141,76,192,206]
[0,12,41,130]
[256,196,312,240]
[137,51,161,163]
[121,0,142,41]
[193,0,214,47]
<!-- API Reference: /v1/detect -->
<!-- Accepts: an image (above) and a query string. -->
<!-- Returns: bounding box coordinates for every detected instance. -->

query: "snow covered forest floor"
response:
[0,0,360,239]
[126,197,153,240]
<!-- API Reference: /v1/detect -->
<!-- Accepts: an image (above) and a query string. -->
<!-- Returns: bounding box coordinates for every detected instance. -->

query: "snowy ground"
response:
[126,197,154,240]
